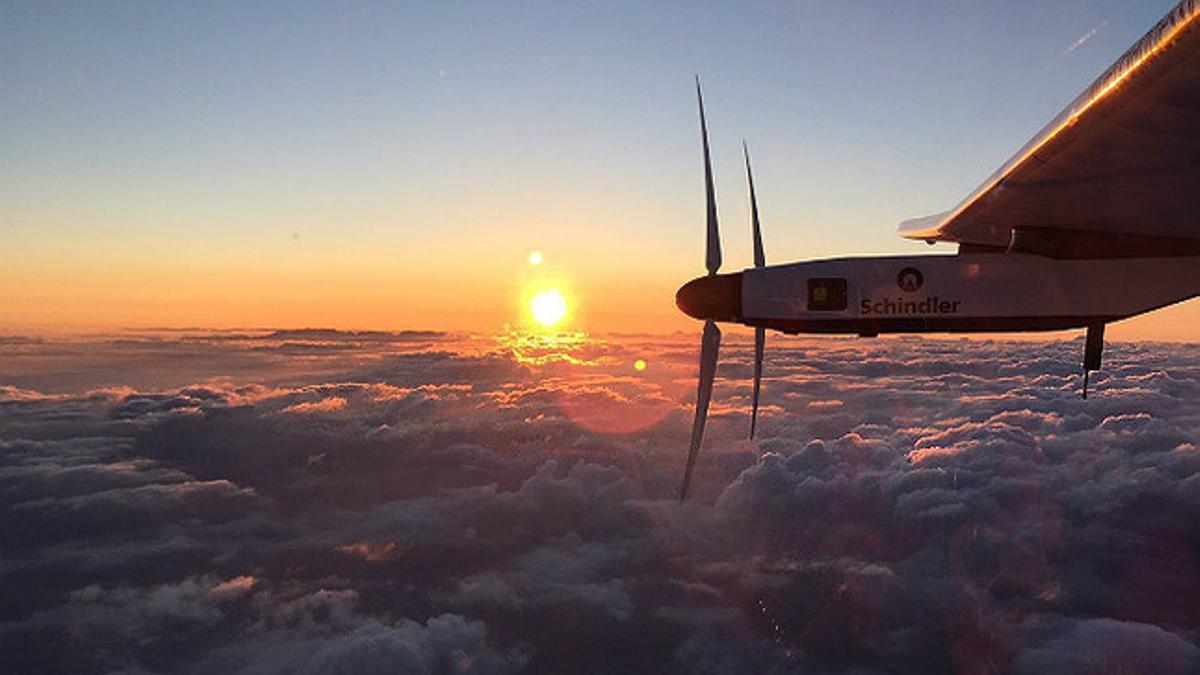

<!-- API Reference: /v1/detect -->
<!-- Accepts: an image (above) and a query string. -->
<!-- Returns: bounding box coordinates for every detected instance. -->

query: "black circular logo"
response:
[897,267,923,293]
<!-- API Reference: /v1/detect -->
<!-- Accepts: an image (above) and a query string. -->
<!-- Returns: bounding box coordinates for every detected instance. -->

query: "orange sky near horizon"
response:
[5,242,1200,343]
[0,239,689,336]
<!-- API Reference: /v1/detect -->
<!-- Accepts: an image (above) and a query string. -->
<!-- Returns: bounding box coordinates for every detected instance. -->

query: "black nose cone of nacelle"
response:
[676,273,742,321]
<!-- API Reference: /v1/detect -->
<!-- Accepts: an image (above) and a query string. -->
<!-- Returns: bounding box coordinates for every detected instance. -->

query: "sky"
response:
[2,331,1200,672]
[2,0,1198,340]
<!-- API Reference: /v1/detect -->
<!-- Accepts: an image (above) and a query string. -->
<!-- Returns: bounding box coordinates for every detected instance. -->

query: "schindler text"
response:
[860,297,961,315]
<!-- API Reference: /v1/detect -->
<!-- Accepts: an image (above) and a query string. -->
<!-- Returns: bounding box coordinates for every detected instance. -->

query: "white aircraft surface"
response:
[677,0,1200,500]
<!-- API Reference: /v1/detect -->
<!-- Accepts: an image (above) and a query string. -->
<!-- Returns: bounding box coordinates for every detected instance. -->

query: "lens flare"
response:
[528,251,543,266]
[530,289,567,328]
[634,359,647,371]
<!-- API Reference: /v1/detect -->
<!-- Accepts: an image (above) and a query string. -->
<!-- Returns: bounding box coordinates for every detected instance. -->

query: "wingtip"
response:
[898,210,952,240]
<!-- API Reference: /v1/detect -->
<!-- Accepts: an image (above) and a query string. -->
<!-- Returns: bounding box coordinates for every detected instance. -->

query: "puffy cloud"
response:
[282,397,350,415]
[198,614,528,675]
[1014,618,1200,674]
[1,331,1199,673]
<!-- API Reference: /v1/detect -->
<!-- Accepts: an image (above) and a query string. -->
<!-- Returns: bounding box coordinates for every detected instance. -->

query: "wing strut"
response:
[1082,323,1105,399]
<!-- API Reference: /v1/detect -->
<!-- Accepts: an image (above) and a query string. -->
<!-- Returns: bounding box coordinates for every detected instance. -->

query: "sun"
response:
[530,288,568,328]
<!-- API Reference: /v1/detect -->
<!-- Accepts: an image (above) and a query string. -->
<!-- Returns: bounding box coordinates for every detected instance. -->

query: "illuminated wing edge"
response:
[898,0,1200,245]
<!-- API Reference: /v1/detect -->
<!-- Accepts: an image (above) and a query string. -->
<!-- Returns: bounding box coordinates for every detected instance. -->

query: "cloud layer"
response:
[2,330,1200,673]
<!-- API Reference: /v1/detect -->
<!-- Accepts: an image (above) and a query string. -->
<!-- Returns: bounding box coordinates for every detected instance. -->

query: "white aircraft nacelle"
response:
[739,254,1200,335]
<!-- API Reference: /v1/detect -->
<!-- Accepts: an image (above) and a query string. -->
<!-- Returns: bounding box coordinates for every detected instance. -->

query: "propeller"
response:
[744,141,766,439]
[678,83,772,498]
[680,319,720,501]
[746,142,765,269]
[698,78,722,276]
[680,78,724,501]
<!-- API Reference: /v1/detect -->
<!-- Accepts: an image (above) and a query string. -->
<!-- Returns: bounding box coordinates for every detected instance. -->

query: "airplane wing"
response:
[900,0,1200,256]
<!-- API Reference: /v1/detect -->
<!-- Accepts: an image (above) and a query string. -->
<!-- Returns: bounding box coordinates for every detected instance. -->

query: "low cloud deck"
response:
[2,332,1199,673]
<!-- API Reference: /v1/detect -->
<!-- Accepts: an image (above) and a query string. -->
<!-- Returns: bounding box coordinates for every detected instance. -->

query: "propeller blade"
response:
[680,319,721,501]
[696,77,722,275]
[745,141,766,439]
[743,141,764,268]
[750,326,764,439]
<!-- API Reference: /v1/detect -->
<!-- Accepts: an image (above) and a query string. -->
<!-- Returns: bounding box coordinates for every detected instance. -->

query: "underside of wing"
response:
[901,0,1200,254]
